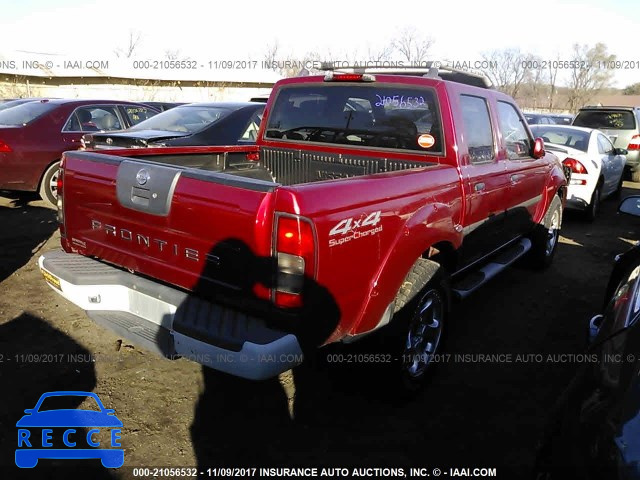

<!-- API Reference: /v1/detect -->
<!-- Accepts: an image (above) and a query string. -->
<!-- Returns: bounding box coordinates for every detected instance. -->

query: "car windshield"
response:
[128,105,231,133]
[573,110,636,130]
[264,84,443,153]
[37,395,102,412]
[0,101,57,126]
[531,126,590,152]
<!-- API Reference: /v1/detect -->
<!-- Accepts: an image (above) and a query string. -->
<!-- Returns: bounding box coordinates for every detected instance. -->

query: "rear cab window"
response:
[264,84,443,153]
[573,110,637,130]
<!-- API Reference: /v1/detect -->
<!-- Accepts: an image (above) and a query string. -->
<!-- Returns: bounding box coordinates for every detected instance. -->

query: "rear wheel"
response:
[39,162,60,207]
[385,260,449,393]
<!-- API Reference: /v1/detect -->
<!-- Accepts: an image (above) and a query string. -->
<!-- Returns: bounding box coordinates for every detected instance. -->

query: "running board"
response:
[452,238,532,300]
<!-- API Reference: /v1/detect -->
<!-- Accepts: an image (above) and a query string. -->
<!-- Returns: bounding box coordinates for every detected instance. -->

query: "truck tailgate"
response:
[61,151,276,297]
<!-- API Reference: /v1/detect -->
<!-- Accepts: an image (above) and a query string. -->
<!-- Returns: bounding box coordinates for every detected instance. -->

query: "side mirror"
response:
[23,409,34,415]
[532,137,545,159]
[104,408,115,415]
[619,195,640,217]
[614,148,629,156]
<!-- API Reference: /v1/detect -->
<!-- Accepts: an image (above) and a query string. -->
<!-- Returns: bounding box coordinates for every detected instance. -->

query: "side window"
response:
[63,106,122,132]
[598,134,614,154]
[460,94,494,164]
[122,105,157,126]
[497,101,532,160]
[238,112,263,142]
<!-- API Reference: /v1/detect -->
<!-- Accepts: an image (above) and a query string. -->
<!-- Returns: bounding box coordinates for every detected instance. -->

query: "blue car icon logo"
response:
[16,391,123,468]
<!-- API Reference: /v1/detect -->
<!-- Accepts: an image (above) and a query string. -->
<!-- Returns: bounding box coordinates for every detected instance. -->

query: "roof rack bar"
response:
[320,60,494,89]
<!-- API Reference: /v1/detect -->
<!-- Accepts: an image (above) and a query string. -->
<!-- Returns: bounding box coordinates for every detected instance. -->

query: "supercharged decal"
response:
[329,211,382,247]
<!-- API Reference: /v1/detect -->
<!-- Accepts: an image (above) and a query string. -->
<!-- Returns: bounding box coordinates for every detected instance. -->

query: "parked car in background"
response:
[531,124,626,220]
[550,113,574,125]
[0,98,54,112]
[524,112,559,125]
[573,106,640,182]
[140,101,186,112]
[535,195,640,479]
[249,95,270,103]
[82,102,264,150]
[0,99,159,205]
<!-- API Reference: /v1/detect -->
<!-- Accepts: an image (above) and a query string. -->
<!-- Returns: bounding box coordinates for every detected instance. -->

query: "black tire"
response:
[585,184,601,222]
[632,168,640,183]
[39,162,60,207]
[612,174,624,199]
[385,260,449,393]
[527,195,563,270]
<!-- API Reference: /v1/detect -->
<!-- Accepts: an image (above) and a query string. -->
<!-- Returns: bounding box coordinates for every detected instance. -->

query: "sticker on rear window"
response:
[418,134,435,149]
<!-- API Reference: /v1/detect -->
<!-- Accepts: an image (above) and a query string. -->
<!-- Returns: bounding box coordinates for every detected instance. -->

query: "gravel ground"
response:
[1,184,639,479]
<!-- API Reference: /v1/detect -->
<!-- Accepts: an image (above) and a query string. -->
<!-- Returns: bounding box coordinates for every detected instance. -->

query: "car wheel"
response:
[527,195,563,270]
[612,174,624,199]
[384,261,448,394]
[399,287,446,391]
[585,184,601,222]
[39,162,60,207]
[632,168,640,183]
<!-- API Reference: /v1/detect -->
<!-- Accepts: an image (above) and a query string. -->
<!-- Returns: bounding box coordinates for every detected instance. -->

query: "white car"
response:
[530,125,627,221]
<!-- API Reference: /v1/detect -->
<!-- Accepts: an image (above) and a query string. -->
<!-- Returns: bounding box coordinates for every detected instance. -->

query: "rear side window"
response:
[497,101,532,160]
[573,110,636,130]
[64,106,123,132]
[459,95,494,164]
[0,101,57,126]
[264,84,443,153]
[122,105,157,126]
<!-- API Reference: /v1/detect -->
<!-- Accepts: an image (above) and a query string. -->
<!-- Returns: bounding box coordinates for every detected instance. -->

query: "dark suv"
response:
[573,106,640,181]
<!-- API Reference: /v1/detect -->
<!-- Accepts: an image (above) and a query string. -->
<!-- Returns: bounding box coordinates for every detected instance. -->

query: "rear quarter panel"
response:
[276,164,462,341]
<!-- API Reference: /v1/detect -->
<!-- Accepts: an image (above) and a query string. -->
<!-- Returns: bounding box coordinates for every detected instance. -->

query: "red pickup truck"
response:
[39,64,567,389]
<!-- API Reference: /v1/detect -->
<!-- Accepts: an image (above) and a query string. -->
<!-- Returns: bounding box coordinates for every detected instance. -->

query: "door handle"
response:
[511,174,524,183]
[474,182,486,192]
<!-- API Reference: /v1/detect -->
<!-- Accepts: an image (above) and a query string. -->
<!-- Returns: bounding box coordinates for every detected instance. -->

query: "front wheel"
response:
[527,195,563,270]
[39,162,60,207]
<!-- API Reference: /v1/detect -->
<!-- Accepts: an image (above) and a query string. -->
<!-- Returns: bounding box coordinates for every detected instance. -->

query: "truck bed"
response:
[121,146,431,186]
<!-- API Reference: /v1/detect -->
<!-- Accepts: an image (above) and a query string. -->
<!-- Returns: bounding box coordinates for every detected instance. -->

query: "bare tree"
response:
[114,30,142,58]
[391,27,434,64]
[525,55,549,109]
[262,40,280,71]
[547,53,561,110]
[365,43,394,63]
[481,48,529,99]
[566,43,616,112]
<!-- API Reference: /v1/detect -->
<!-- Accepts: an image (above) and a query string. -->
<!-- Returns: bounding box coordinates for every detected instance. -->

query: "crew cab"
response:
[39,63,567,389]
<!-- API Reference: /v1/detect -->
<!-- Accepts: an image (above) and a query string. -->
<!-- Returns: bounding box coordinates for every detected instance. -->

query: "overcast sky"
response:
[2,0,639,87]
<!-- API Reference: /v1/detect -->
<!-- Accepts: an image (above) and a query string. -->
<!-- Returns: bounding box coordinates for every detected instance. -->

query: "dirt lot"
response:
[1,185,640,479]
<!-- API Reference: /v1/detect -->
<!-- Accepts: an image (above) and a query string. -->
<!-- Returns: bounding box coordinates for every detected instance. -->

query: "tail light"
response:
[628,135,640,151]
[57,157,65,235]
[246,151,260,161]
[273,215,316,308]
[0,141,11,153]
[563,158,588,174]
